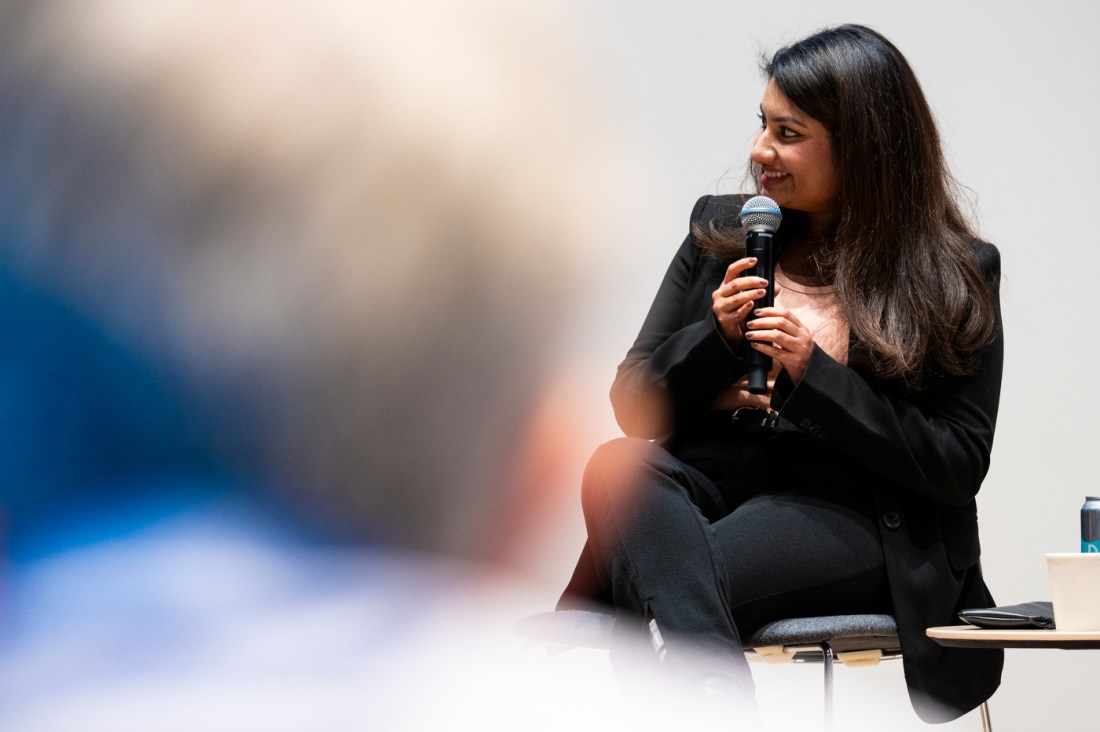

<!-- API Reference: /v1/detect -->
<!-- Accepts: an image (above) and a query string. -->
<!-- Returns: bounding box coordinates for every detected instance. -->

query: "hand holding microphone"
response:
[711,258,770,346]
[709,197,783,393]
[737,196,781,394]
[712,196,814,391]
[740,196,818,389]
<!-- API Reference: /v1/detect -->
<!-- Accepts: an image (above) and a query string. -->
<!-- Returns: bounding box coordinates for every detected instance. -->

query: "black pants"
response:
[560,417,892,696]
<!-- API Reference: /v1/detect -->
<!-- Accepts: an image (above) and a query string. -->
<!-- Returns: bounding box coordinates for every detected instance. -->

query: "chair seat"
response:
[744,614,900,654]
[514,610,900,655]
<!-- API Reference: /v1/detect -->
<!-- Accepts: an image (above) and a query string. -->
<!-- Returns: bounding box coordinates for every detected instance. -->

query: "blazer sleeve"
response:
[770,241,1004,506]
[611,195,748,437]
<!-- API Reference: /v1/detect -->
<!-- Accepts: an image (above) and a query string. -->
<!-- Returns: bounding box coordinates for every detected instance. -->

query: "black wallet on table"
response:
[958,601,1055,630]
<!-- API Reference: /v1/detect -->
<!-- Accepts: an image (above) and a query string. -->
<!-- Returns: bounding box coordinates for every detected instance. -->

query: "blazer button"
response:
[808,424,821,435]
[882,511,902,530]
[800,418,813,430]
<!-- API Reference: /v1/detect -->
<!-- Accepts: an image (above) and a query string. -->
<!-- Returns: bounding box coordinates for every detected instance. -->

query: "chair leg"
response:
[979,701,992,732]
[822,643,834,732]
[818,642,990,732]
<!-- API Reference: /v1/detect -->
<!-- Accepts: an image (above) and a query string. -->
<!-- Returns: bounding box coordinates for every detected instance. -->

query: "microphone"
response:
[738,196,782,395]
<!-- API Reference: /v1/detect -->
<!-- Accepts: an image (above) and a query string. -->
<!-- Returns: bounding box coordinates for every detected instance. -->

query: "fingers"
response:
[711,297,755,344]
[717,257,770,297]
[745,328,800,352]
[745,324,807,351]
[711,257,771,343]
[721,256,761,284]
[713,283,768,309]
[751,305,805,328]
[712,268,769,316]
[744,306,812,383]
[745,309,804,339]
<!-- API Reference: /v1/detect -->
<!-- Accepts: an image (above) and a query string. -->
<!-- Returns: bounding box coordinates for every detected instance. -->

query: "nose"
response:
[751,129,776,166]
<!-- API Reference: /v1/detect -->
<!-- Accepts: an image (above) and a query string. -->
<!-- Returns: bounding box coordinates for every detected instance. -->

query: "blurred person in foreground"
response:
[0,1,681,729]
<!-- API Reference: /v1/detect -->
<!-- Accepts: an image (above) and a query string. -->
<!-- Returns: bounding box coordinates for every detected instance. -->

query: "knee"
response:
[580,437,665,512]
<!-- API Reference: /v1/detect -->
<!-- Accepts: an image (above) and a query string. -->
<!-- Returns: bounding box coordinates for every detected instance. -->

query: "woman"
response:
[560,24,1003,723]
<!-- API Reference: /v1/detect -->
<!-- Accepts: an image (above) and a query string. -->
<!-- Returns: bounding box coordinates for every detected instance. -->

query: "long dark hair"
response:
[698,24,997,387]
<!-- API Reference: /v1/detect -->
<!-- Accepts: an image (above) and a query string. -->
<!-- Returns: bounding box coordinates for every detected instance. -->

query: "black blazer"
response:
[609,194,1004,722]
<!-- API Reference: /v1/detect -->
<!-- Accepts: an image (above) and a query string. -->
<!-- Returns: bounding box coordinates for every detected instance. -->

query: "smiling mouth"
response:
[761,170,789,181]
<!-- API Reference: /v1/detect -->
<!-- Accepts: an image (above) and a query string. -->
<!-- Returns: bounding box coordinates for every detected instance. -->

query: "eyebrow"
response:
[759,106,807,127]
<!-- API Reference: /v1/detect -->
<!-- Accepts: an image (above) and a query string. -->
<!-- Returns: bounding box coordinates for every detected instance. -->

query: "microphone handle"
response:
[744,229,775,395]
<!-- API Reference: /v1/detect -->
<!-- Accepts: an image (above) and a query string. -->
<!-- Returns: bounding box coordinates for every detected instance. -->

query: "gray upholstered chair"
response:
[513,610,993,731]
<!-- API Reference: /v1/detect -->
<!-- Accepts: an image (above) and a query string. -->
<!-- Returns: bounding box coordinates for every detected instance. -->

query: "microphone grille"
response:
[738,195,782,231]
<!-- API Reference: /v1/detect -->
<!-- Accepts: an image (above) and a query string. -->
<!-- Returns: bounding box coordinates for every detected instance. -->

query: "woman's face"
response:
[751,79,839,232]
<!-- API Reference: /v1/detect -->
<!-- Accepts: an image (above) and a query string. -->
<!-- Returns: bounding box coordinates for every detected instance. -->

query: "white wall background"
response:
[520,2,1100,730]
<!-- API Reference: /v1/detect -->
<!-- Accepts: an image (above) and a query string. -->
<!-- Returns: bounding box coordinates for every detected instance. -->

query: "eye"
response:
[757,112,766,129]
[778,126,800,139]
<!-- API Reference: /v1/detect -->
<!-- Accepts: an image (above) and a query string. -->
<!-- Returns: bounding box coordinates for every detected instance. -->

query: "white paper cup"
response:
[1046,553,1100,631]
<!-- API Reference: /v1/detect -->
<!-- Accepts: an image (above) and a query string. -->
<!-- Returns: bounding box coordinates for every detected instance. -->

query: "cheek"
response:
[819,161,840,199]
[807,150,837,193]
[814,146,838,186]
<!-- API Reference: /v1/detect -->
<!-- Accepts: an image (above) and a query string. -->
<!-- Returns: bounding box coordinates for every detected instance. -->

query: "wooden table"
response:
[927,625,1100,649]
